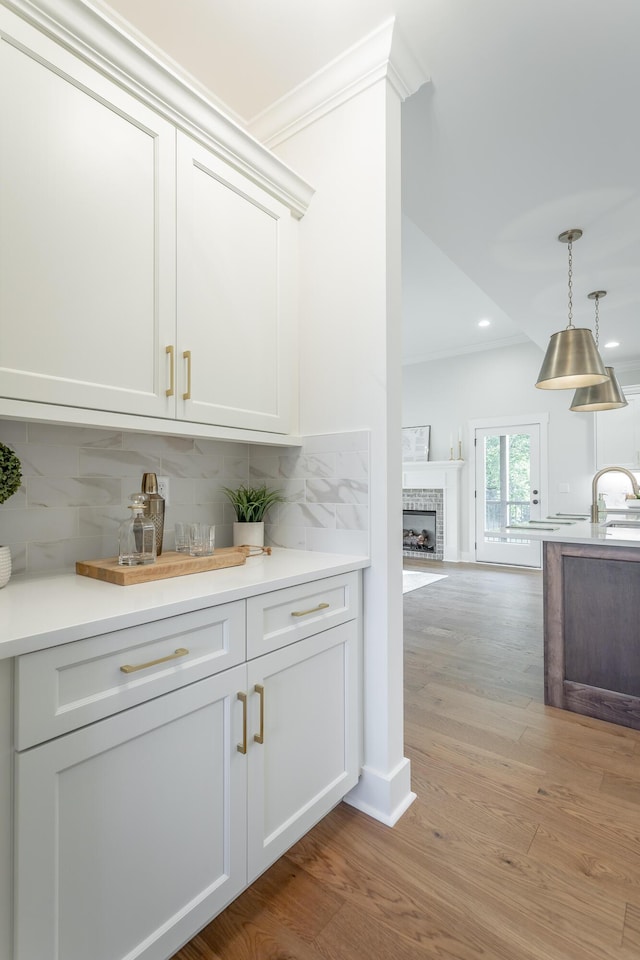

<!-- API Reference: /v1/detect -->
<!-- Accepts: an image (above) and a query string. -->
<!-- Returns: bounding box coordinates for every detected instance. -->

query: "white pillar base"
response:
[344,757,416,826]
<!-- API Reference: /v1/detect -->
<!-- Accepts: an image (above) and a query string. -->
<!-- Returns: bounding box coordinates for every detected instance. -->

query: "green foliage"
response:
[221,483,286,523]
[0,442,22,505]
[484,433,531,501]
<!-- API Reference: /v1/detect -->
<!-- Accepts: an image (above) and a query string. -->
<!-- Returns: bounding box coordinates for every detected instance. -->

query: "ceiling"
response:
[96,0,640,369]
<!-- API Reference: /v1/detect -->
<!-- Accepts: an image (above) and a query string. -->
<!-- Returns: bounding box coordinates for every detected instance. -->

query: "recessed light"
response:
[478,319,491,328]
[604,341,620,349]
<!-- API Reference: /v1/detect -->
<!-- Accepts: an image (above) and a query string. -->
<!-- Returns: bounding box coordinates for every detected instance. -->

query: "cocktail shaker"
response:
[141,472,165,556]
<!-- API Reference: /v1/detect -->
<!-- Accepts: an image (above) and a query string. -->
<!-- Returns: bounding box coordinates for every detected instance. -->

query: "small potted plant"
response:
[0,442,23,587]
[221,482,286,547]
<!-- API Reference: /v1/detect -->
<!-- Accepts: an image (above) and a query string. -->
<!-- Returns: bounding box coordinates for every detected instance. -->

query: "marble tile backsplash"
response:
[0,421,370,576]
[251,431,370,556]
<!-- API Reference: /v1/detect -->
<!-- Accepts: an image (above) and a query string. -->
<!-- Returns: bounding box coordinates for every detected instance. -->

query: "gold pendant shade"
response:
[535,228,609,391]
[570,366,628,411]
[568,290,628,411]
[535,327,609,390]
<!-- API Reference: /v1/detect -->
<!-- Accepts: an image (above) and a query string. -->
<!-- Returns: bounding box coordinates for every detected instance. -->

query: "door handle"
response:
[182,350,192,400]
[254,684,265,744]
[165,345,175,397]
[237,692,248,754]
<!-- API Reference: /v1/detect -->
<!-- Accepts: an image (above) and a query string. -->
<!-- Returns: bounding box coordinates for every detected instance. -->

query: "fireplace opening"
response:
[403,509,436,553]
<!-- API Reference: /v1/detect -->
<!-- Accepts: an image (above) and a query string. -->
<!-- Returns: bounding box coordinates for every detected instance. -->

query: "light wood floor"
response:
[172,560,640,960]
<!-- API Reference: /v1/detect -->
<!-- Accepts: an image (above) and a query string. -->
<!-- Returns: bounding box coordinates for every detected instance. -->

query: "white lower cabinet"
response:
[14,665,247,960]
[247,621,359,882]
[12,575,361,960]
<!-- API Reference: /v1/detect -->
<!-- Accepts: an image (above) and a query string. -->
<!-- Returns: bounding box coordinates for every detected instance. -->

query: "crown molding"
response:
[402,334,533,367]
[2,0,314,217]
[248,17,430,150]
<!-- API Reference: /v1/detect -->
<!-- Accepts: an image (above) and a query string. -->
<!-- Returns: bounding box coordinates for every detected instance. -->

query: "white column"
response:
[263,23,428,824]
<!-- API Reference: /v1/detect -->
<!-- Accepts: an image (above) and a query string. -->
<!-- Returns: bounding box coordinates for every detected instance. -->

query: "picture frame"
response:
[402,425,430,462]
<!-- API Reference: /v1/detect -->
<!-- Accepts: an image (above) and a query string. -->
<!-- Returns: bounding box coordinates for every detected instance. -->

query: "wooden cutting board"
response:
[76,547,250,586]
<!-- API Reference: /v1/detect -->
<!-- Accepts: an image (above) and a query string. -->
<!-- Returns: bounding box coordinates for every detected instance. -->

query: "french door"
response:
[474,421,544,567]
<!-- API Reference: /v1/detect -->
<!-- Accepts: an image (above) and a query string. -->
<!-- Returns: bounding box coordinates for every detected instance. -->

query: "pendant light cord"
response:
[593,293,600,347]
[567,237,575,329]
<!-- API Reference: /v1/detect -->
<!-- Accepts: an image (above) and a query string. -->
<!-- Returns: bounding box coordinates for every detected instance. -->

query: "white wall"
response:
[403,340,598,557]
[274,79,414,824]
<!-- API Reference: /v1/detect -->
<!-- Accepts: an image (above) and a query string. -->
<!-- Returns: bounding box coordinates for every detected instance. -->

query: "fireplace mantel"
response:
[402,460,464,562]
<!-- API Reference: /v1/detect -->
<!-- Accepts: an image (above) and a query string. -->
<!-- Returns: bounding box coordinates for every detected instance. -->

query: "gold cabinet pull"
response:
[291,602,330,618]
[119,647,189,674]
[182,349,192,400]
[165,345,175,397]
[254,684,265,744]
[237,691,248,754]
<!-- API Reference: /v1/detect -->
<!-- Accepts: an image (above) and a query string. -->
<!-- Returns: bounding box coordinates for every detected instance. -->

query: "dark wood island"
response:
[544,539,640,730]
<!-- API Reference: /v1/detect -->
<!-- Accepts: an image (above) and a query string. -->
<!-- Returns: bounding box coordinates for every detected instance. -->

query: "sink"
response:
[602,519,640,539]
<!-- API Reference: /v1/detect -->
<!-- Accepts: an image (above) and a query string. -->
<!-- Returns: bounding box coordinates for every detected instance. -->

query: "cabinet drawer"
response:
[246,572,360,659]
[15,601,245,750]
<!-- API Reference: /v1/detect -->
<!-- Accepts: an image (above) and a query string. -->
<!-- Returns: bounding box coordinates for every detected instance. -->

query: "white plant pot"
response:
[0,545,11,589]
[233,521,264,548]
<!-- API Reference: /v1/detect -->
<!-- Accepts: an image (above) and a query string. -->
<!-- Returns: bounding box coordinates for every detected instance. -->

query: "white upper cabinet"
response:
[176,134,295,433]
[0,10,176,418]
[595,387,640,469]
[0,2,311,437]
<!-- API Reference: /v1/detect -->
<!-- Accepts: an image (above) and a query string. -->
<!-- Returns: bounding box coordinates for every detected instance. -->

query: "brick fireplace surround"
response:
[402,489,444,560]
[401,460,464,563]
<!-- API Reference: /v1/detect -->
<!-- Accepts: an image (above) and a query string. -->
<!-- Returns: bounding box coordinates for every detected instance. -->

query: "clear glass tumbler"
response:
[188,523,215,556]
[174,522,189,553]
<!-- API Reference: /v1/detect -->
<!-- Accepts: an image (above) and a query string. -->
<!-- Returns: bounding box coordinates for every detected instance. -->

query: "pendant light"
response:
[535,229,609,389]
[570,291,628,411]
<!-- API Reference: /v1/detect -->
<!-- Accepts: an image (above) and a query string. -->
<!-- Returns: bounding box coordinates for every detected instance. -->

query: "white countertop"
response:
[0,549,369,660]
[499,517,640,548]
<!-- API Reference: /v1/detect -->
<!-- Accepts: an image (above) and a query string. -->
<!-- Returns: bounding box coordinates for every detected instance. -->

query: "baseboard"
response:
[344,757,416,826]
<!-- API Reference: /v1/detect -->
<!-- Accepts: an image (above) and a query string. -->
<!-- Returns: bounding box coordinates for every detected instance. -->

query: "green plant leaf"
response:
[0,442,22,505]
[221,483,286,522]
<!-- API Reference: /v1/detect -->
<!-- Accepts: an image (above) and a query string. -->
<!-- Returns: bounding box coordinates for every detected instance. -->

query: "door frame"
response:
[468,413,549,567]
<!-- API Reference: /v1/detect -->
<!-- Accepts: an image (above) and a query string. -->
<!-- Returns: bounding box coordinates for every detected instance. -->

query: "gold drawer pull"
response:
[183,349,192,400]
[291,602,330,618]
[165,345,175,397]
[254,684,265,744]
[237,691,248,754]
[119,647,189,674]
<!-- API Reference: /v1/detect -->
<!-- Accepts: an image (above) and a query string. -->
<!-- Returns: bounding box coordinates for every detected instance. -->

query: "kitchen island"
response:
[501,517,640,731]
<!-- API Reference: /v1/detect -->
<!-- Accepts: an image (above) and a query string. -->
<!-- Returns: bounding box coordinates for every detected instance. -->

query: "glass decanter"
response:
[118,494,156,565]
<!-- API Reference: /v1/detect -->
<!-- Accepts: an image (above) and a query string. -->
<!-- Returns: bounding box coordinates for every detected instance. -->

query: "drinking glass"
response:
[174,522,189,553]
[188,522,216,556]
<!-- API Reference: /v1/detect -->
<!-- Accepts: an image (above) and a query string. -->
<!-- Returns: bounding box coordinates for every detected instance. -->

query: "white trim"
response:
[0,399,303,447]
[248,17,430,149]
[344,758,416,826]
[402,333,531,367]
[469,414,550,566]
[402,460,464,561]
[2,0,314,218]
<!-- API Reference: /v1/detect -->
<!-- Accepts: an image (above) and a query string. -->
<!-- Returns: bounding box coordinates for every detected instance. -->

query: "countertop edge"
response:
[0,549,370,660]
[498,519,640,548]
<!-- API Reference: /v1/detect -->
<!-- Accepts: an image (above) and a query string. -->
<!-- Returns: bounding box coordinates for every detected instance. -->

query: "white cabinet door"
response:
[246,621,360,882]
[176,133,295,433]
[0,10,176,418]
[14,665,247,960]
[595,388,640,468]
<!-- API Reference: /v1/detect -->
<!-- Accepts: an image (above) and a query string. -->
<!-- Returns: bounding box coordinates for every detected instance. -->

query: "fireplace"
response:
[402,488,444,561]
[402,461,463,562]
[403,510,436,554]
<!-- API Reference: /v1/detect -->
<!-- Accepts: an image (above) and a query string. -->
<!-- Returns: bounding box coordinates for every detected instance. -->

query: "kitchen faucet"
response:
[590,466,640,522]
